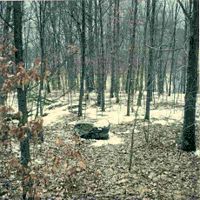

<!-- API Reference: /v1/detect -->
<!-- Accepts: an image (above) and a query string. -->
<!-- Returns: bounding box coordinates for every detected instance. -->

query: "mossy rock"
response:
[74,120,110,140]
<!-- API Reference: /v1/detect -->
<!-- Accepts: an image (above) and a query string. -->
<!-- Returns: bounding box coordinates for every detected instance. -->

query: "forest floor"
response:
[1,91,200,199]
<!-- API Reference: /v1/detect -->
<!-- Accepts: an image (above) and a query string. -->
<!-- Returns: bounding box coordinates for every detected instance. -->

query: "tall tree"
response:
[110,0,120,103]
[110,0,115,99]
[115,0,120,103]
[157,0,166,96]
[181,1,189,94]
[179,0,199,151]
[127,0,138,116]
[13,1,28,125]
[137,0,150,106]
[13,2,30,199]
[99,0,105,111]
[63,0,77,92]
[168,3,179,96]
[36,1,47,117]
[144,0,156,120]
[86,0,95,95]
[78,0,86,116]
[95,0,101,106]
[0,2,12,105]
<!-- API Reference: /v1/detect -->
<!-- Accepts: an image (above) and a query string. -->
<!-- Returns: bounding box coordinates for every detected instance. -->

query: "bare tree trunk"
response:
[127,0,138,116]
[14,2,28,125]
[114,0,120,103]
[99,0,105,112]
[62,1,77,92]
[78,0,86,116]
[181,3,188,94]
[137,0,150,106]
[168,3,178,96]
[13,2,30,199]
[0,2,12,105]
[95,0,101,107]
[86,0,95,95]
[36,2,47,117]
[157,0,166,96]
[181,0,199,152]
[144,0,156,120]
[110,0,116,99]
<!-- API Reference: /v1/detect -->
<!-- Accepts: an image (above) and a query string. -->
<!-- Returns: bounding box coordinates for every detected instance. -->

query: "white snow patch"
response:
[94,119,110,127]
[86,104,133,125]
[151,109,183,121]
[33,158,44,165]
[152,119,176,125]
[123,130,131,134]
[194,150,200,157]
[12,142,20,154]
[68,121,77,125]
[43,105,69,126]
[90,132,123,147]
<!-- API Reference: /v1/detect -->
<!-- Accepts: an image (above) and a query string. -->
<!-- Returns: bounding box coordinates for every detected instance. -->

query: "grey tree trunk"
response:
[86,0,95,94]
[63,1,77,92]
[157,0,166,96]
[99,0,105,112]
[0,2,12,105]
[13,2,30,199]
[95,0,101,107]
[109,0,115,98]
[144,0,156,120]
[181,3,188,94]
[115,0,120,103]
[13,1,28,126]
[127,0,138,116]
[78,0,86,116]
[36,2,47,117]
[168,3,178,96]
[137,0,150,106]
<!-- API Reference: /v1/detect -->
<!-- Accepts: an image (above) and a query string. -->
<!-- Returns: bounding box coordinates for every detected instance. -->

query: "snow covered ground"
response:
[42,102,70,126]
[90,132,123,147]
[7,91,200,127]
[5,91,200,155]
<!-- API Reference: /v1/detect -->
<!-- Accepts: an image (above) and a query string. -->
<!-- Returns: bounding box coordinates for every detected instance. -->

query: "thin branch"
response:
[0,13,13,30]
[146,44,183,52]
[177,0,190,20]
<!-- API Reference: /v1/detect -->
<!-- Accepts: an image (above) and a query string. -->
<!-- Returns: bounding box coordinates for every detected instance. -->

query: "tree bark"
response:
[168,3,178,96]
[94,0,101,107]
[127,0,138,116]
[86,0,95,94]
[144,0,156,120]
[36,2,47,117]
[115,0,120,103]
[78,0,86,117]
[137,0,150,106]
[157,0,166,96]
[110,0,116,99]
[0,2,12,105]
[13,3,30,199]
[99,0,105,112]
[181,0,199,152]
[13,1,28,125]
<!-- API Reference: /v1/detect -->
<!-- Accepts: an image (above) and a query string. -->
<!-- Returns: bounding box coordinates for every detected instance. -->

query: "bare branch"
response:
[177,0,190,20]
[146,44,183,52]
[0,13,13,30]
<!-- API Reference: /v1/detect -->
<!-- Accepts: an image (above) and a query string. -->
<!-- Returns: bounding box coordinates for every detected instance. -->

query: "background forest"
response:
[0,0,199,199]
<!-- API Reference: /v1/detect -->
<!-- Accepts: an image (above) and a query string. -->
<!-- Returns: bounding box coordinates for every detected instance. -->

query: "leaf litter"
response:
[1,95,200,199]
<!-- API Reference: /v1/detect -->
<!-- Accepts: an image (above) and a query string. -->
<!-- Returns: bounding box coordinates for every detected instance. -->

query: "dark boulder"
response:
[74,120,110,140]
